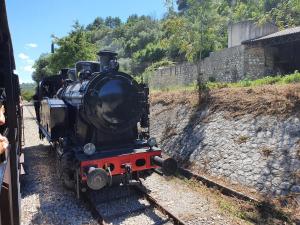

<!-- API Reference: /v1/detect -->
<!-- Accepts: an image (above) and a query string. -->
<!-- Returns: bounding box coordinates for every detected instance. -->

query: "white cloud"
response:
[26,59,34,65]
[23,65,35,73]
[26,43,38,48]
[18,53,29,60]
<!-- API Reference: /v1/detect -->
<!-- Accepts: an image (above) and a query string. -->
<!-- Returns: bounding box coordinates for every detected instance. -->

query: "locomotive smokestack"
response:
[152,156,177,176]
[97,50,119,72]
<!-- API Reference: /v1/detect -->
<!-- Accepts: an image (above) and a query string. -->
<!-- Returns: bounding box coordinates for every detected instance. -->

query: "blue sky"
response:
[6,0,168,83]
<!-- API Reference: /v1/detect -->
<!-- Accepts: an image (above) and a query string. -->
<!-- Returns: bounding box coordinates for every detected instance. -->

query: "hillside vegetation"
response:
[20,83,35,101]
[32,0,300,83]
[150,71,300,92]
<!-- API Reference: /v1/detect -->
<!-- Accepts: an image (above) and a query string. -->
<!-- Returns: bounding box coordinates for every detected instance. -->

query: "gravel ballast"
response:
[143,173,246,225]
[21,106,98,225]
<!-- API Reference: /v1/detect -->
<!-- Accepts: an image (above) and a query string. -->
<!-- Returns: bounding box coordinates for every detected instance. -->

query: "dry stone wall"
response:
[199,45,245,82]
[150,103,300,196]
[244,45,270,79]
[148,63,198,89]
[148,44,270,89]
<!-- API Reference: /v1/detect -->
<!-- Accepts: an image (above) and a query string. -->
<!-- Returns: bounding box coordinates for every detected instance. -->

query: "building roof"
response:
[244,26,300,44]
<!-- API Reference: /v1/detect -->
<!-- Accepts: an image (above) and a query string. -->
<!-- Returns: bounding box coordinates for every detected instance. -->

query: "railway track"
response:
[83,183,186,225]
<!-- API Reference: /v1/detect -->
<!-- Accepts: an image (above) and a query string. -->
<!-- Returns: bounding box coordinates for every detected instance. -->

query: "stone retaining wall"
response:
[150,103,300,196]
[148,62,198,89]
[148,44,272,89]
[199,45,245,82]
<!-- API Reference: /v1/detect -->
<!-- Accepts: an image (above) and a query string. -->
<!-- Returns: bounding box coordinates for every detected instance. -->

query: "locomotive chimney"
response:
[97,50,119,72]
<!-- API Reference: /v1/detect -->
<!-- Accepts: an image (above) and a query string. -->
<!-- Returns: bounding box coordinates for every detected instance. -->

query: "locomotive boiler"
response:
[36,50,177,196]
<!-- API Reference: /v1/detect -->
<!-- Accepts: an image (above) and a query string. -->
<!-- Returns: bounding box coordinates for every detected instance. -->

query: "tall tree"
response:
[86,17,105,31]
[32,54,53,83]
[49,22,97,73]
[105,16,122,28]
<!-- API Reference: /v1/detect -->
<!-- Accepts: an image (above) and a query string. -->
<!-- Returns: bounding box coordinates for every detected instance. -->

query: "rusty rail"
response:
[133,184,187,225]
[83,184,187,225]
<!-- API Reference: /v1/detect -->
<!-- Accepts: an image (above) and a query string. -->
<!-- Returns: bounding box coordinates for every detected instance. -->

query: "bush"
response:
[21,90,35,102]
[142,59,175,83]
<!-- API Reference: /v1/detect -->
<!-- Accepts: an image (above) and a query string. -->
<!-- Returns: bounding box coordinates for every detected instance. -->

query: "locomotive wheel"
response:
[59,150,76,190]
[62,172,75,190]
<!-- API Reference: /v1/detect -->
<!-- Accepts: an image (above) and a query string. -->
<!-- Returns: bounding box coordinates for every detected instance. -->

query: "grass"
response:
[207,72,300,89]
[178,177,294,225]
[235,135,250,144]
[20,83,36,102]
[21,89,35,102]
[150,82,197,93]
[260,146,273,157]
[150,72,300,92]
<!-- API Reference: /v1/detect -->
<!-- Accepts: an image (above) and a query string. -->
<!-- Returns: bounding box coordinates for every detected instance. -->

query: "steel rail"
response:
[177,168,260,203]
[82,184,187,225]
[133,184,187,225]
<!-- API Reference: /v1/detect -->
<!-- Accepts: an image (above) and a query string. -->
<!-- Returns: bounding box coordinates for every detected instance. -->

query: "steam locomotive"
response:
[35,50,177,196]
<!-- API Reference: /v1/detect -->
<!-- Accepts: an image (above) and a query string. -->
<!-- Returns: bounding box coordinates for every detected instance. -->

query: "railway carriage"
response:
[36,50,177,197]
[0,0,24,224]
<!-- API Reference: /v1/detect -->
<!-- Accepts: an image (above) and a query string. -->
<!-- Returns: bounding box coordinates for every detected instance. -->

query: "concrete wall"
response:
[228,21,278,48]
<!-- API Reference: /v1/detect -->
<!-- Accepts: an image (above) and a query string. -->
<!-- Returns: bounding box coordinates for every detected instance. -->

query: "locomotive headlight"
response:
[147,137,157,147]
[83,143,96,155]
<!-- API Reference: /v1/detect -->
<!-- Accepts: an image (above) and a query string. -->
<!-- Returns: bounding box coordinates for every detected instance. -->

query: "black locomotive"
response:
[35,50,177,196]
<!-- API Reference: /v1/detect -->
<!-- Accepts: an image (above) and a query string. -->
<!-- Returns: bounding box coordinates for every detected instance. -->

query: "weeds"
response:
[206,72,300,90]
[179,177,293,224]
[150,72,300,92]
[21,89,35,101]
[235,135,249,144]
[296,147,300,160]
[260,146,273,157]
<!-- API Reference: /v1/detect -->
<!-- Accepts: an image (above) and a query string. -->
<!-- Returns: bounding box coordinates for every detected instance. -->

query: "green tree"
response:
[176,0,188,11]
[263,0,300,28]
[49,22,97,73]
[105,16,122,28]
[162,0,228,62]
[32,53,53,83]
[86,17,105,31]
[123,16,160,58]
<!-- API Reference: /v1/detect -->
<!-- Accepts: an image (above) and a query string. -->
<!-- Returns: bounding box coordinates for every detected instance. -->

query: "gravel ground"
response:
[142,173,247,225]
[21,105,98,225]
